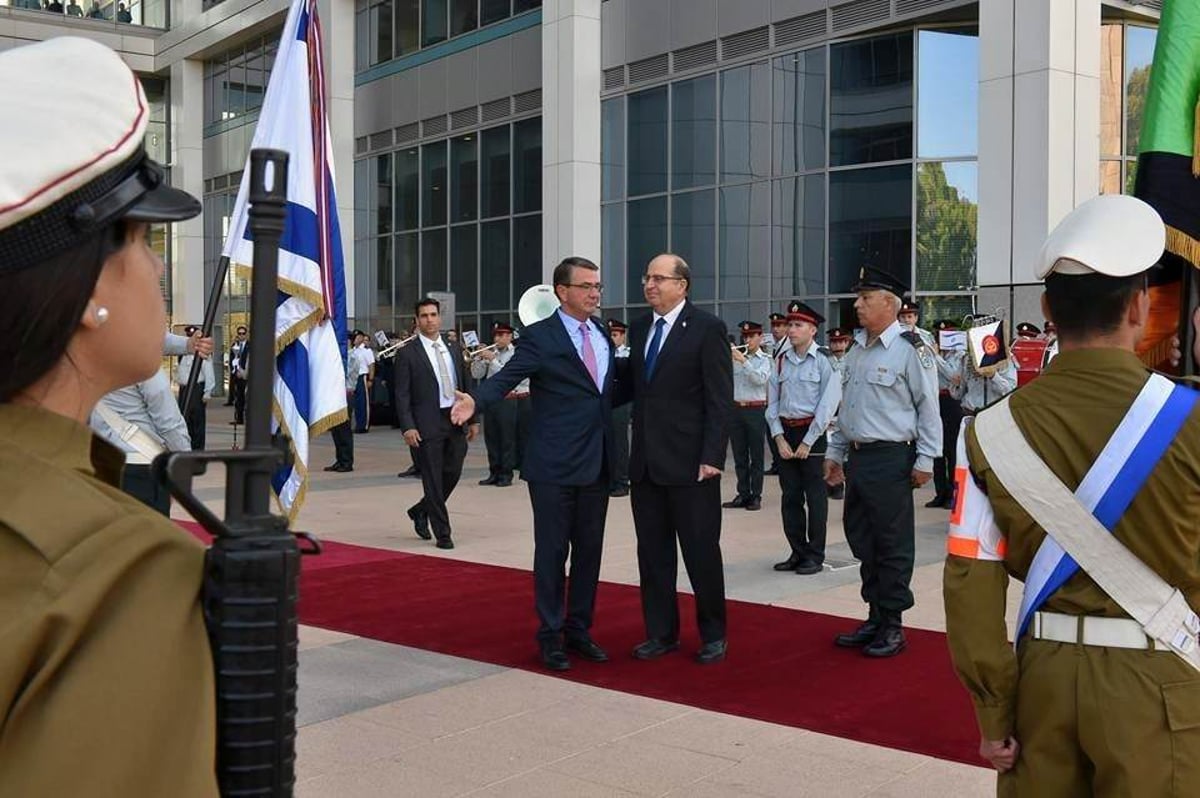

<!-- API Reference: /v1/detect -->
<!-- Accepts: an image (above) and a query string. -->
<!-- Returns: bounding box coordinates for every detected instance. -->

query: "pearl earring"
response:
[95,307,110,325]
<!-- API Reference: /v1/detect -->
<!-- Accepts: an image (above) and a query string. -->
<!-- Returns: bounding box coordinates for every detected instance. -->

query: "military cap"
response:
[768,312,787,324]
[827,327,851,341]
[0,38,201,275]
[1036,195,1165,280]
[934,319,960,332]
[351,328,366,338]
[738,320,763,335]
[492,321,515,334]
[1015,321,1041,338]
[606,317,627,332]
[900,300,921,315]
[786,300,825,326]
[850,265,910,297]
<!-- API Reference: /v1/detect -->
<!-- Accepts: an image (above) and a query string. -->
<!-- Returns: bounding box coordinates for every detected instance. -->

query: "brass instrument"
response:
[377,333,417,359]
[730,343,750,353]
[463,342,499,363]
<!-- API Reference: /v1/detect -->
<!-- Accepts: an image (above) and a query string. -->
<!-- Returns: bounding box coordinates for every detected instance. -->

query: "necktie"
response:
[434,342,455,399]
[645,317,666,379]
[579,322,599,389]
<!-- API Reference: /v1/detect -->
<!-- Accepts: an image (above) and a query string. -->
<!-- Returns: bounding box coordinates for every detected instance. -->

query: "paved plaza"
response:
[181,405,1005,796]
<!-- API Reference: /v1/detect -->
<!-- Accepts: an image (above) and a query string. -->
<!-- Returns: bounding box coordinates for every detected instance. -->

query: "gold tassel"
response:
[1166,225,1200,269]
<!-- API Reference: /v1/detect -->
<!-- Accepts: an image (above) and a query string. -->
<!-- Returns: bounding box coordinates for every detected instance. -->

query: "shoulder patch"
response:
[901,331,935,369]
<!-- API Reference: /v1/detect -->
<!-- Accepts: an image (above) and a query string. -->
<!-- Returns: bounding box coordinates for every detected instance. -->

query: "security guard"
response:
[0,37,216,794]
[765,311,789,475]
[723,320,771,511]
[945,194,1200,793]
[471,321,527,487]
[927,319,966,508]
[766,302,842,574]
[607,318,632,497]
[825,266,942,657]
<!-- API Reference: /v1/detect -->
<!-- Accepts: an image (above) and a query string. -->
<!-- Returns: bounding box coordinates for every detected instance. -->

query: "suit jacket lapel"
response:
[551,312,602,394]
[647,301,692,383]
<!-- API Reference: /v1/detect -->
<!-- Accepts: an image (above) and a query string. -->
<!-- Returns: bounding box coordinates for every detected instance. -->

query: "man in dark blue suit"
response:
[451,256,616,671]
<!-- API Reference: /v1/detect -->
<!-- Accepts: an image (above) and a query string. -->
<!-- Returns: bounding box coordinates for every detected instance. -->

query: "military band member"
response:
[608,318,632,498]
[824,266,942,657]
[765,311,789,475]
[723,321,771,511]
[954,327,1018,416]
[899,299,937,348]
[349,329,376,433]
[766,302,842,574]
[471,321,527,487]
[927,319,966,508]
[945,194,1200,792]
[826,326,852,372]
[1015,321,1041,339]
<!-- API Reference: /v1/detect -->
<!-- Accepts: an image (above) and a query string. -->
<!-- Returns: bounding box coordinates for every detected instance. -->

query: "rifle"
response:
[156,149,320,797]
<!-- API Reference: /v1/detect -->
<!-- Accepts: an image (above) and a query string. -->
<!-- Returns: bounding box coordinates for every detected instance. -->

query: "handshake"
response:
[449,391,476,426]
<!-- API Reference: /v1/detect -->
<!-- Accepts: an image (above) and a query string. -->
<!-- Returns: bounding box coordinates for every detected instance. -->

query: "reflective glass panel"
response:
[395,147,420,230]
[1099,160,1122,195]
[451,0,477,36]
[376,153,393,234]
[830,32,914,166]
[719,183,770,301]
[602,97,626,201]
[422,228,447,292]
[628,86,668,197]
[423,0,447,46]
[1126,25,1157,157]
[451,224,478,312]
[371,0,392,65]
[721,62,771,183]
[917,29,978,159]
[1125,159,1139,195]
[773,48,826,175]
[672,75,717,190]
[355,158,371,240]
[627,196,667,302]
[377,234,393,322]
[422,141,447,227]
[513,0,539,12]
[394,232,420,313]
[513,214,542,303]
[771,175,825,299]
[481,125,511,218]
[1100,24,1123,157]
[481,0,510,25]
[396,0,420,56]
[602,204,625,306]
[514,117,542,213]
[829,165,912,293]
[672,190,716,301]
[451,134,479,222]
[916,162,977,292]
[481,220,510,310]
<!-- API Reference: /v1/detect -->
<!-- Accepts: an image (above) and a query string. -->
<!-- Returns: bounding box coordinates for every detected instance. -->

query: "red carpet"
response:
[180,523,981,766]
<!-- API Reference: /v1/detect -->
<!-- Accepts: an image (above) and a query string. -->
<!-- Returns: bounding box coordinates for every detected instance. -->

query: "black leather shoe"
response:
[835,620,881,648]
[566,636,609,662]
[773,554,801,572]
[323,463,350,472]
[539,640,570,672]
[695,639,727,665]
[407,507,431,540]
[479,474,498,486]
[764,465,779,476]
[744,497,762,511]
[924,495,949,509]
[397,466,420,478]
[609,486,629,498]
[632,639,680,660]
[863,626,907,658]
[494,477,513,487]
[794,559,822,575]
[828,483,845,500]
[435,538,455,550]
[722,495,748,509]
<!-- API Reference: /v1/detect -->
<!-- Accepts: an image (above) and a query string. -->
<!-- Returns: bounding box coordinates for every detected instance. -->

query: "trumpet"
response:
[464,342,499,362]
[730,343,750,353]
[377,334,417,359]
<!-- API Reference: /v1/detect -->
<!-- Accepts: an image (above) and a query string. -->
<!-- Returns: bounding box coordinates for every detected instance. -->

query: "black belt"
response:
[849,440,913,452]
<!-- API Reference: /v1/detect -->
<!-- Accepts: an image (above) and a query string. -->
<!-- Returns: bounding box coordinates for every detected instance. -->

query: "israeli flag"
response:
[221,0,349,519]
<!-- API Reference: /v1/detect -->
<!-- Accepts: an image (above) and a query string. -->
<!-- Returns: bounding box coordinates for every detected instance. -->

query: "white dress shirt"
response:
[419,333,457,408]
[644,300,687,358]
[558,309,610,388]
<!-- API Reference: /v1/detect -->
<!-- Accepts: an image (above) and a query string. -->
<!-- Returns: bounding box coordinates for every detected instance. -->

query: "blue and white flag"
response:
[222,0,348,519]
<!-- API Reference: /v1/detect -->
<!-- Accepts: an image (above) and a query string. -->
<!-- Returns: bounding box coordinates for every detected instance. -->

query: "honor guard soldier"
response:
[471,321,527,487]
[926,319,966,509]
[766,302,842,574]
[765,311,789,475]
[723,320,771,511]
[945,194,1200,792]
[824,266,942,657]
[607,318,632,497]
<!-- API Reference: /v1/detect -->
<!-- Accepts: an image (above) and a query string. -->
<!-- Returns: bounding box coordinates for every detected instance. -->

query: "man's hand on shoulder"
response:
[450,391,475,425]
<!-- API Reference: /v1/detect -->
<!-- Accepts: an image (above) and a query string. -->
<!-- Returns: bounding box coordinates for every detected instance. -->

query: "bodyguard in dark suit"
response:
[619,253,733,665]
[454,257,615,671]
[393,297,478,549]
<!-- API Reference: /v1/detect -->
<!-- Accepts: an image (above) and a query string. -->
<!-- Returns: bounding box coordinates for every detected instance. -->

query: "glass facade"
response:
[353,118,542,336]
[601,26,979,331]
[357,0,542,72]
[1100,22,1157,196]
[2,0,167,27]
[203,33,279,130]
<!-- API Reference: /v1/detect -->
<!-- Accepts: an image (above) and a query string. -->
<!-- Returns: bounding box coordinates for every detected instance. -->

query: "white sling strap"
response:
[94,401,166,466]
[974,396,1200,671]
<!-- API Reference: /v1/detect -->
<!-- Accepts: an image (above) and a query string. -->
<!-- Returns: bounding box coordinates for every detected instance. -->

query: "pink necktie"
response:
[580,322,599,389]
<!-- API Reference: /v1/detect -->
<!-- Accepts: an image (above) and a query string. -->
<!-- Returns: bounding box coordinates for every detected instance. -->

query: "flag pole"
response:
[181,254,232,418]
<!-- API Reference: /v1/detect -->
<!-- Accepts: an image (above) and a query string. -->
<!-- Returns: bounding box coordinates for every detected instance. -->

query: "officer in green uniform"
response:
[945,194,1200,795]
[0,37,216,795]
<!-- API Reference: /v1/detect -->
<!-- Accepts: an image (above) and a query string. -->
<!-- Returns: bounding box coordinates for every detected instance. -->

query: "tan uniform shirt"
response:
[0,403,217,796]
[944,349,1200,739]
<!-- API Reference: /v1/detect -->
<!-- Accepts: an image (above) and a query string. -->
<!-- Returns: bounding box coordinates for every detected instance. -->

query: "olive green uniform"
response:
[0,404,217,796]
[944,349,1200,796]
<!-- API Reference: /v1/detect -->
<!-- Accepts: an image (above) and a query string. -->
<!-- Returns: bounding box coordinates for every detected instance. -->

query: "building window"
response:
[1101,22,1156,195]
[671,74,717,190]
[830,32,914,167]
[357,0,538,72]
[627,86,668,197]
[203,34,278,129]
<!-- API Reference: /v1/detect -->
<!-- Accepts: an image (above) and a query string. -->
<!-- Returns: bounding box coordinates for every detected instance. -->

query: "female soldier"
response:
[0,38,217,795]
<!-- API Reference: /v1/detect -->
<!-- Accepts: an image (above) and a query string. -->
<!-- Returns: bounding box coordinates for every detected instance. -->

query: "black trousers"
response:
[767,432,780,471]
[231,376,247,424]
[527,478,609,642]
[408,414,468,542]
[843,442,917,623]
[630,477,726,644]
[729,405,766,499]
[483,399,519,479]
[608,403,631,490]
[515,396,531,472]
[778,430,828,564]
[122,463,170,516]
[330,419,354,467]
[932,394,963,500]
[179,383,206,450]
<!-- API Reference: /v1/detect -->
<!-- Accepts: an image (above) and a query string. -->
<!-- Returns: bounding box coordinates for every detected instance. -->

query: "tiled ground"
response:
[182,405,1000,796]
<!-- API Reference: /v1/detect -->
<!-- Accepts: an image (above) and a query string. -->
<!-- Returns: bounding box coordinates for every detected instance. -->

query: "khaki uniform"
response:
[0,404,217,796]
[945,349,1200,796]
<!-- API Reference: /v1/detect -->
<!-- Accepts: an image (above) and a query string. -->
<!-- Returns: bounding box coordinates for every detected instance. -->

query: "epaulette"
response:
[900,330,935,368]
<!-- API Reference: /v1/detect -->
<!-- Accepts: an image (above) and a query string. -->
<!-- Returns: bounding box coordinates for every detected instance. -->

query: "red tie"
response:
[580,323,599,389]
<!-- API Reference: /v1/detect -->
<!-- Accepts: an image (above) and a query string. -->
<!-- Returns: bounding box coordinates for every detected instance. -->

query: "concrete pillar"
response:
[977,0,1100,316]
[320,0,357,311]
[170,56,205,326]
[541,0,602,281]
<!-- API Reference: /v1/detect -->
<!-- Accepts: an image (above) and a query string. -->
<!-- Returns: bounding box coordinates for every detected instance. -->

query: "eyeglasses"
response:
[641,275,685,286]
[565,282,604,292]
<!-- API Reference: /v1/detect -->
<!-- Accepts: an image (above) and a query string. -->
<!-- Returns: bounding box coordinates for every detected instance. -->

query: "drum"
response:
[1011,337,1051,387]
